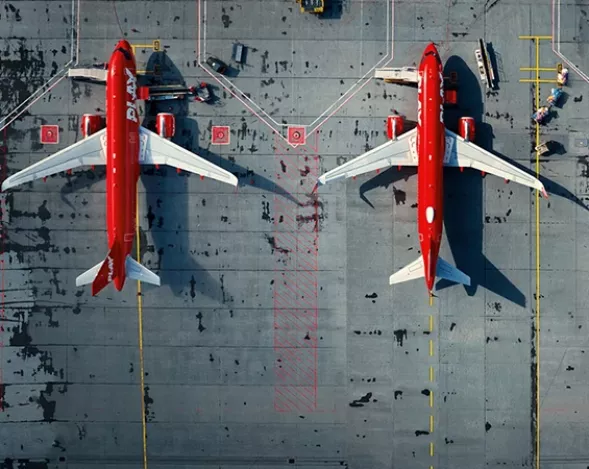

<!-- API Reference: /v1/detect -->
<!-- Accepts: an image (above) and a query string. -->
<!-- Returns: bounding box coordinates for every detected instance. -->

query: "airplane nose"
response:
[423,42,439,57]
[115,40,132,51]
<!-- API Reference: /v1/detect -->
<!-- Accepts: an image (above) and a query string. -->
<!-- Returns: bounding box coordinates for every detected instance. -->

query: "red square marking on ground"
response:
[40,125,59,145]
[287,126,306,146]
[211,126,230,145]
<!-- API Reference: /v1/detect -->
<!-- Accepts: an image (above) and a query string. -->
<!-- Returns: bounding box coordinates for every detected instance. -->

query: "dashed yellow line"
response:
[429,391,433,408]
[429,366,434,382]
[430,442,435,456]
[429,339,434,357]
[430,414,434,433]
[136,192,148,469]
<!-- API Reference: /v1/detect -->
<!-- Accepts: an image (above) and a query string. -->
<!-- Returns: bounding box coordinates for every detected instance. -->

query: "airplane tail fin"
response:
[388,255,470,287]
[435,257,471,286]
[76,244,160,295]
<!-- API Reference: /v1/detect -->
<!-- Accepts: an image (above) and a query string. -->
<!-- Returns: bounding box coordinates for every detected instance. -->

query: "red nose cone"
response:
[423,42,439,56]
[116,40,132,51]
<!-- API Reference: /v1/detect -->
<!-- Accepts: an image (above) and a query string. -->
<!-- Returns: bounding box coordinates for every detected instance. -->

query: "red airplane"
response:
[1,40,238,295]
[318,43,547,298]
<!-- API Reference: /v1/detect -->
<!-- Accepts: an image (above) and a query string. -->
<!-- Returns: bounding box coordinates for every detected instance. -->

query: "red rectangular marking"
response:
[211,125,230,145]
[287,126,306,146]
[40,125,59,144]
[273,133,320,413]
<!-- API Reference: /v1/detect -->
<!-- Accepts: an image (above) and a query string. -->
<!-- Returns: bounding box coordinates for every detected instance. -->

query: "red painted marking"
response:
[273,133,319,413]
[287,126,306,146]
[211,125,230,145]
[40,125,59,145]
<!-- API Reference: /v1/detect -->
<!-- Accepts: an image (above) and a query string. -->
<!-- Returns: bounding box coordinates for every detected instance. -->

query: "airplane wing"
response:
[1,129,107,191]
[139,127,238,186]
[318,128,417,184]
[444,128,547,197]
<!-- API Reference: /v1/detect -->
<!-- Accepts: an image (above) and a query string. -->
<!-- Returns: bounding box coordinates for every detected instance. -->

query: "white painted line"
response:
[197,0,395,139]
[0,0,80,132]
[552,0,589,83]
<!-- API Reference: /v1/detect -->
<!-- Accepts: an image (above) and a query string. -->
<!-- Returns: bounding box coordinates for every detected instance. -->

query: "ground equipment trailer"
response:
[296,0,324,13]
[374,67,458,106]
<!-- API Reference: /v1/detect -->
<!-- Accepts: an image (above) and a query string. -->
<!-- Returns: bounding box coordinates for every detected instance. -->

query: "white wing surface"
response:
[389,256,425,285]
[444,129,547,197]
[139,127,238,186]
[1,129,107,191]
[318,128,418,185]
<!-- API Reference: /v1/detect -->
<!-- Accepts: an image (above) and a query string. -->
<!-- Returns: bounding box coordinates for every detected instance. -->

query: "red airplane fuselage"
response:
[105,40,140,291]
[416,43,445,293]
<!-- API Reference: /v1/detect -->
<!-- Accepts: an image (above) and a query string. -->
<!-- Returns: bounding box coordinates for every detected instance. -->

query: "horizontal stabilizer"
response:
[389,256,425,285]
[125,256,161,286]
[75,261,102,287]
[436,257,470,286]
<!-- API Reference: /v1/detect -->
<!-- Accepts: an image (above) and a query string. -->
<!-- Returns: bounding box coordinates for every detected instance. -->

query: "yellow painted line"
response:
[534,35,542,469]
[519,79,557,83]
[429,391,433,408]
[429,366,434,382]
[518,35,552,40]
[429,294,433,307]
[430,414,434,433]
[520,67,556,72]
[429,339,434,357]
[520,34,543,469]
[430,442,434,456]
[136,192,148,469]
[429,315,433,332]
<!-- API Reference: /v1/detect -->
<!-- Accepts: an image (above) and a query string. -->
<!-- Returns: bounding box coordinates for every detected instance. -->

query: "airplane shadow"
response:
[438,55,526,305]
[438,56,587,303]
[359,55,547,306]
[139,51,222,300]
[138,52,298,299]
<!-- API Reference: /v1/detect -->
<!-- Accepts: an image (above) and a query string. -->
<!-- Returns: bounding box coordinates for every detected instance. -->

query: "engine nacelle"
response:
[386,115,404,140]
[458,117,475,142]
[81,114,105,138]
[156,113,175,139]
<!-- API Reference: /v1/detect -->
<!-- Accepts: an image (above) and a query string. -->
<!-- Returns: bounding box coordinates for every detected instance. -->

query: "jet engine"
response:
[386,115,404,140]
[81,114,105,138]
[156,113,176,139]
[458,117,475,142]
